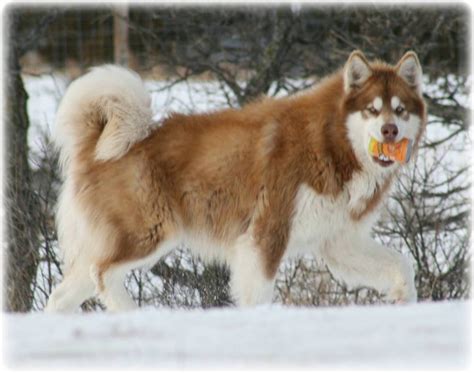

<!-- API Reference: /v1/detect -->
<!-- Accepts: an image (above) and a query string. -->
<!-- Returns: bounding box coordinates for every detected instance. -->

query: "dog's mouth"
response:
[371,154,395,168]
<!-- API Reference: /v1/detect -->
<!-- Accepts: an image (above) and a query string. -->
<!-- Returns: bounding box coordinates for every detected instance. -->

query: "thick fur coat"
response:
[46,51,426,312]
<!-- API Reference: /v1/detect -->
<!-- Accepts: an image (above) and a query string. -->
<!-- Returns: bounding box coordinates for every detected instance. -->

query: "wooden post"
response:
[113,4,129,66]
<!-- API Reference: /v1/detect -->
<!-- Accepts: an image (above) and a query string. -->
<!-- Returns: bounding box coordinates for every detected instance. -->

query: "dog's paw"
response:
[384,256,417,304]
[44,295,66,313]
[385,269,417,304]
[385,282,417,304]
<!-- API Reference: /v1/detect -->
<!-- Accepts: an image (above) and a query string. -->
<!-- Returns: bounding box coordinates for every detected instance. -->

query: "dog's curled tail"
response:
[54,65,154,172]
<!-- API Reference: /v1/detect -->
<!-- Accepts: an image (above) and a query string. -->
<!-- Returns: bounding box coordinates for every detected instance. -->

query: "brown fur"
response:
[71,58,426,282]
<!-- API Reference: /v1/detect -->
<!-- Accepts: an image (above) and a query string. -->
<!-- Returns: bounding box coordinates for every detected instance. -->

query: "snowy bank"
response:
[4,301,470,369]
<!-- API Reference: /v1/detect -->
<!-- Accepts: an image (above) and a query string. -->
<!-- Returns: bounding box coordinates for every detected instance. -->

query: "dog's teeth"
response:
[377,154,390,162]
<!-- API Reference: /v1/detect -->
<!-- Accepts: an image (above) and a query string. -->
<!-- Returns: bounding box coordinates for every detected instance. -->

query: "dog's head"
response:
[343,50,426,171]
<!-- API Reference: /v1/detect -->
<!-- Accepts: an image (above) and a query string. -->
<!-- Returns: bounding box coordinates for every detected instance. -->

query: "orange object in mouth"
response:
[368,138,413,164]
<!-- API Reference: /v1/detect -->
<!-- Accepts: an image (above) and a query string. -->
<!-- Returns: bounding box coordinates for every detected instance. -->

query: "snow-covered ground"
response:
[3,301,471,369]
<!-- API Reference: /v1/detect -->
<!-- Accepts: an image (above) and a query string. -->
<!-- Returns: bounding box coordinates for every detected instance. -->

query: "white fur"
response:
[373,96,383,111]
[229,233,274,306]
[391,96,421,143]
[54,65,154,170]
[285,182,416,303]
[320,230,417,302]
[46,229,178,313]
[45,264,95,313]
[346,170,389,218]
[46,177,109,312]
[395,111,421,142]
[172,231,274,306]
[91,265,138,312]
[54,178,117,277]
[391,96,401,110]
[181,231,232,264]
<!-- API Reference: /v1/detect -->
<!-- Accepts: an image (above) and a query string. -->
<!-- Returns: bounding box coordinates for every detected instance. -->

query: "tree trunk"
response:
[4,12,40,312]
[114,4,129,66]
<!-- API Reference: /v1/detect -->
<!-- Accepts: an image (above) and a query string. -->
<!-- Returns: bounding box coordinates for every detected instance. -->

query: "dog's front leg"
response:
[229,233,275,307]
[320,234,417,303]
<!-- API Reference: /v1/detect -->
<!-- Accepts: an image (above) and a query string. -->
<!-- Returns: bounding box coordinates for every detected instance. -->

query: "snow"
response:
[23,73,67,152]
[4,301,470,369]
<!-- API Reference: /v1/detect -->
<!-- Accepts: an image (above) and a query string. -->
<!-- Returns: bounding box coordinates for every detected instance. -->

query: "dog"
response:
[45,50,426,312]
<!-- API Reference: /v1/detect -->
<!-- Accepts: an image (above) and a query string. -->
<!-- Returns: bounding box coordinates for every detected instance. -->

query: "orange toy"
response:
[368,137,413,164]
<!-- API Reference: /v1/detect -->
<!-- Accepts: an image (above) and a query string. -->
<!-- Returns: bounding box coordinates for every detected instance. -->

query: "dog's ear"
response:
[396,51,423,96]
[343,50,372,93]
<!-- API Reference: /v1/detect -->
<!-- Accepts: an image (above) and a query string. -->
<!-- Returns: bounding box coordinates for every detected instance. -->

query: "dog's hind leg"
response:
[45,262,95,313]
[90,262,138,312]
[92,237,178,312]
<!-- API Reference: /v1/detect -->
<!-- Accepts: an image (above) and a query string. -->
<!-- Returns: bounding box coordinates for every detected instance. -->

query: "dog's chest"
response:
[285,177,381,257]
[286,185,348,256]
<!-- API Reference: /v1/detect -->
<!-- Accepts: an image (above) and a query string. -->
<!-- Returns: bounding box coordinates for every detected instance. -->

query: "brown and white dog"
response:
[46,50,426,312]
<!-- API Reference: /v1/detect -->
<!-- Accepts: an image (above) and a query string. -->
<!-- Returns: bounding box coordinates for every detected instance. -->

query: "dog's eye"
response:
[395,106,405,115]
[367,107,378,115]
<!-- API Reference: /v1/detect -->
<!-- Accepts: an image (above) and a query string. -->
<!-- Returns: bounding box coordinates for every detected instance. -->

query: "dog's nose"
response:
[381,123,399,142]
